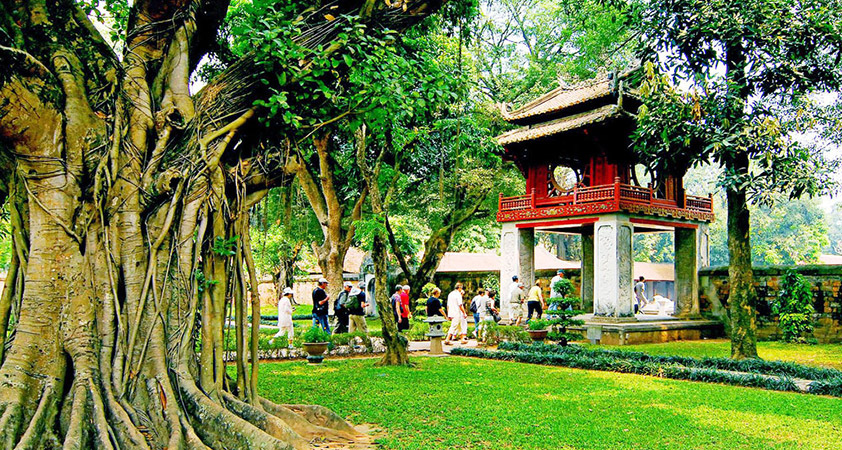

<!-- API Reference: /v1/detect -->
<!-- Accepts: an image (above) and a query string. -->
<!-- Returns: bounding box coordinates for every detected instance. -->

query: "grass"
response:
[292,315,383,332]
[249,304,313,316]
[256,357,842,450]
[592,339,842,370]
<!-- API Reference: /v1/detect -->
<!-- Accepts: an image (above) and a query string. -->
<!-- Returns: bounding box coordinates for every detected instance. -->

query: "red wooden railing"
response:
[685,194,714,212]
[499,179,713,216]
[498,190,535,211]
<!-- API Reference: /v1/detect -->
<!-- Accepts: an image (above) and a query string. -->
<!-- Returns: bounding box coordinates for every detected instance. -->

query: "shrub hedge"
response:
[451,346,801,394]
[497,342,842,382]
[454,343,842,397]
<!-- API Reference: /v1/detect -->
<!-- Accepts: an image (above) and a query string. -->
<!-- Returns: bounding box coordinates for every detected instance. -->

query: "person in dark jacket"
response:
[348,282,368,333]
[333,281,352,334]
[426,288,446,317]
[311,278,331,333]
[390,285,402,326]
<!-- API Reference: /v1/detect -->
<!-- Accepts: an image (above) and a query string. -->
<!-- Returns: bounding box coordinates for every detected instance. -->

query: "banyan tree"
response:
[0,0,444,448]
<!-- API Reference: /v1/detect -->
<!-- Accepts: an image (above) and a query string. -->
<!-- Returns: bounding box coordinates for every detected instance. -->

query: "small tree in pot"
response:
[547,279,584,346]
[527,319,551,342]
[302,326,332,364]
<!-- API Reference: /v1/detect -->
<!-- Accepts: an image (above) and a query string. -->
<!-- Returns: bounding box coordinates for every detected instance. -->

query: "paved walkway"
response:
[407,338,480,354]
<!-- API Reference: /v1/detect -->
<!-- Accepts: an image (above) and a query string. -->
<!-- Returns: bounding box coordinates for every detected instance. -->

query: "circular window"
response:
[547,165,578,197]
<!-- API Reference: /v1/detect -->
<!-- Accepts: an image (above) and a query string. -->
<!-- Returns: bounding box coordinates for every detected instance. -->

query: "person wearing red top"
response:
[398,285,412,331]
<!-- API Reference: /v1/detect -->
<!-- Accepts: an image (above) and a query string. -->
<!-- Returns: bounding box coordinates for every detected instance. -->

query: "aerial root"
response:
[101,384,151,450]
[11,382,61,450]
[178,412,211,450]
[0,401,23,450]
[279,403,360,437]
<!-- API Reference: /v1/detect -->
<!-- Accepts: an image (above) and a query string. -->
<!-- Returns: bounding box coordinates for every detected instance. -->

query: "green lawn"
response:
[257,357,842,450]
[594,339,842,370]
[249,304,313,316]
[292,316,383,332]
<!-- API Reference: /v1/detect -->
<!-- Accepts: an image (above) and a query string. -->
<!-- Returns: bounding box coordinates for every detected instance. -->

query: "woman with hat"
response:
[275,287,296,348]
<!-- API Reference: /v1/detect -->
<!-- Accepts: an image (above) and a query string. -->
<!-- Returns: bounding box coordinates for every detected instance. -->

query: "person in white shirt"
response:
[274,287,295,348]
[445,283,468,345]
[474,289,490,339]
[470,289,485,338]
[509,282,526,326]
[550,269,565,299]
[634,276,648,312]
[500,275,520,316]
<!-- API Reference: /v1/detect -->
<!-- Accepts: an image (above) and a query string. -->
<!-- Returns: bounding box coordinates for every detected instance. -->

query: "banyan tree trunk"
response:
[0,1,446,448]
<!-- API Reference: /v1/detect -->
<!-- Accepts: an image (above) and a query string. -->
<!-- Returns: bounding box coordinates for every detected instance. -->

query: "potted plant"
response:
[302,326,331,364]
[527,319,550,342]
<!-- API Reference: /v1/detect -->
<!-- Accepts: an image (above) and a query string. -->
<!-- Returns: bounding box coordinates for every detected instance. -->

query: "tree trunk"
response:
[355,125,409,365]
[294,133,366,302]
[725,39,758,359]
[386,191,492,297]
[0,1,446,447]
[726,153,758,359]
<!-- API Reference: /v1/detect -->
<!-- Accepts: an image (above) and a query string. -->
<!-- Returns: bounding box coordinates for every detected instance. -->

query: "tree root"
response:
[178,375,303,450]
[260,399,361,442]
[222,392,311,448]
[0,402,24,450]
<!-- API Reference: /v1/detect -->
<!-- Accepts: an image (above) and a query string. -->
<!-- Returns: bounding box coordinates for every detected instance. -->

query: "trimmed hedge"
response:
[807,377,842,396]
[497,342,842,383]
[451,347,801,394]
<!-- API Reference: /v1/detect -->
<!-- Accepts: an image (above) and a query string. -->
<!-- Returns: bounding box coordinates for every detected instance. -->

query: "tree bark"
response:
[725,39,759,359]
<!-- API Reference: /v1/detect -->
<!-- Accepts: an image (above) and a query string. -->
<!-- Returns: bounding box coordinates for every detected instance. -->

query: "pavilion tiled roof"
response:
[497,104,623,146]
[499,79,613,122]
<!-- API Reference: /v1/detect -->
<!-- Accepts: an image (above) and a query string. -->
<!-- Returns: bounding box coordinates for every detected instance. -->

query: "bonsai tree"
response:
[303,326,332,344]
[771,271,815,343]
[527,319,551,331]
[547,279,584,346]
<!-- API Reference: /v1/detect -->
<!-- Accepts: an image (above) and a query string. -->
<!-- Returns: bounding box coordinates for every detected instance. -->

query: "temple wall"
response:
[699,265,842,343]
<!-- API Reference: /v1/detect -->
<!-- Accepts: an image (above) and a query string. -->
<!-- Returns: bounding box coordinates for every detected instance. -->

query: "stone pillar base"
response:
[589,315,638,324]
[429,337,444,355]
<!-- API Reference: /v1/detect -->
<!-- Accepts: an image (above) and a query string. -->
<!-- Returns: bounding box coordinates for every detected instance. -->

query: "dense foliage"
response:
[623,0,842,359]
[771,271,816,343]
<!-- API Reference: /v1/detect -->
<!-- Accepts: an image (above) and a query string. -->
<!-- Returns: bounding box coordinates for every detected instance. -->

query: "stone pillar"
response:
[674,227,701,318]
[593,215,635,319]
[500,223,535,292]
[581,230,594,312]
[697,223,710,268]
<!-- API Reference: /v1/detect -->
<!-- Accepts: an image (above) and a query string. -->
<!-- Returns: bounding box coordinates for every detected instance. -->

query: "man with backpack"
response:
[333,281,352,334]
[390,285,402,328]
[469,288,485,338]
[348,282,368,333]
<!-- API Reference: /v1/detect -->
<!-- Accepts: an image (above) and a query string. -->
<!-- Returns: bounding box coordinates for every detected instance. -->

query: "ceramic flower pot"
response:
[527,329,548,342]
[302,342,329,364]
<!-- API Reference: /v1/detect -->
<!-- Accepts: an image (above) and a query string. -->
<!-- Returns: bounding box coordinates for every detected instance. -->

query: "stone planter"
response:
[527,329,548,342]
[302,342,329,364]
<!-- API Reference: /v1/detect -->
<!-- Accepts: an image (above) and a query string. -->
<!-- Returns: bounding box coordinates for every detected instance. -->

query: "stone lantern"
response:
[424,316,446,356]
